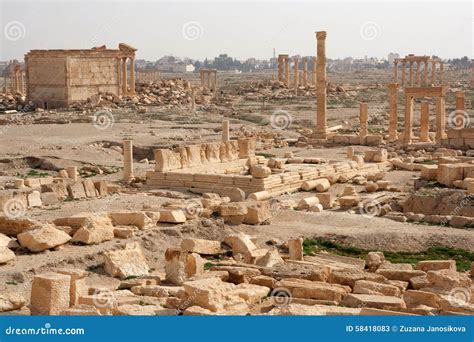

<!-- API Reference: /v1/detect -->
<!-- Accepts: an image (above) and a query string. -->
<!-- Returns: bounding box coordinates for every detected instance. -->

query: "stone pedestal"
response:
[455,91,465,112]
[123,139,134,183]
[66,166,77,181]
[420,101,430,142]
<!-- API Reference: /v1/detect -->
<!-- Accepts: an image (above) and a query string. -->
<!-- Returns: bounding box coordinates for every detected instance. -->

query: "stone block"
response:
[158,209,186,223]
[244,201,272,225]
[288,238,303,261]
[181,238,221,255]
[27,191,42,207]
[0,246,15,264]
[415,260,456,272]
[30,273,71,315]
[316,193,334,209]
[103,243,150,279]
[17,224,71,252]
[342,293,406,310]
[437,164,464,187]
[109,211,153,229]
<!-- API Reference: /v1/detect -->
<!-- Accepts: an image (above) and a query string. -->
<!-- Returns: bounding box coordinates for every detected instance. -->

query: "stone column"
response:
[66,166,78,181]
[401,61,406,87]
[347,146,354,159]
[431,61,436,85]
[439,63,444,85]
[277,55,284,82]
[285,57,290,87]
[415,61,421,86]
[123,139,134,183]
[409,61,414,87]
[423,61,428,86]
[213,70,217,91]
[403,95,414,144]
[207,71,211,90]
[222,119,230,142]
[200,70,204,87]
[435,95,446,142]
[293,57,299,88]
[420,101,430,142]
[191,87,196,111]
[471,59,474,89]
[388,83,399,141]
[455,91,465,113]
[312,57,317,85]
[302,57,308,87]
[315,31,328,138]
[130,57,136,94]
[122,57,128,94]
[393,61,398,83]
[359,102,368,143]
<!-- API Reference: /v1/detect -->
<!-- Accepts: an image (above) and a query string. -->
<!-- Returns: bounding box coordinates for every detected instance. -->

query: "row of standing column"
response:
[200,70,217,92]
[118,56,136,95]
[393,60,444,87]
[278,55,316,88]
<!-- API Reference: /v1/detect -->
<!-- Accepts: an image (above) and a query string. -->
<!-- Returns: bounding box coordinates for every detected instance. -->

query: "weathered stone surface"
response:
[262,262,330,282]
[415,260,456,272]
[30,272,71,315]
[375,269,426,282]
[0,217,41,236]
[244,201,272,225]
[250,165,271,178]
[109,211,153,229]
[249,275,277,289]
[256,249,284,268]
[342,293,406,310]
[210,265,261,284]
[353,280,401,297]
[0,246,15,264]
[67,182,87,199]
[165,248,188,285]
[403,290,440,308]
[425,269,471,292]
[268,303,360,316]
[277,278,350,302]
[56,268,88,306]
[61,304,100,315]
[0,233,19,249]
[0,293,26,312]
[181,238,221,255]
[220,202,248,216]
[366,251,385,272]
[157,209,186,223]
[328,269,386,288]
[69,213,115,244]
[288,238,304,261]
[17,224,71,252]
[27,191,42,207]
[103,243,150,279]
[223,233,256,255]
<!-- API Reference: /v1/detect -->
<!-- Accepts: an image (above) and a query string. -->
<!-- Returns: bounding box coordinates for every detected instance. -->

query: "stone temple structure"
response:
[24,43,137,108]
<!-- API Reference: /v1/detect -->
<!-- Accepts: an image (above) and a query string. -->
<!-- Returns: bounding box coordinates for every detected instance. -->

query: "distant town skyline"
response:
[1,1,472,62]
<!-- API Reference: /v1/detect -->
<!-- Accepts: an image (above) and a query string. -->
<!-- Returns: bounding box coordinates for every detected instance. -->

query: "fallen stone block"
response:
[83,179,98,198]
[415,260,456,272]
[0,217,41,237]
[181,238,221,255]
[342,293,406,310]
[0,233,19,249]
[56,268,88,306]
[328,269,386,288]
[375,269,426,282]
[61,304,100,315]
[365,251,385,272]
[288,238,304,261]
[302,178,330,192]
[158,209,186,223]
[0,246,15,264]
[30,272,71,315]
[262,262,330,282]
[316,193,334,209]
[103,243,150,279]
[0,293,26,312]
[67,182,87,199]
[27,191,42,207]
[403,290,440,308]
[165,248,188,285]
[109,211,153,229]
[223,233,256,255]
[353,280,400,297]
[250,165,271,178]
[244,201,272,225]
[277,278,350,302]
[297,197,320,210]
[256,249,284,268]
[425,269,471,292]
[17,224,71,252]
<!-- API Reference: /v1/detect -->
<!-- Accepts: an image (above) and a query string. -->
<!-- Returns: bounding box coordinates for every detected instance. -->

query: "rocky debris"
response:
[103,243,150,279]
[0,293,26,312]
[0,246,15,264]
[17,223,71,252]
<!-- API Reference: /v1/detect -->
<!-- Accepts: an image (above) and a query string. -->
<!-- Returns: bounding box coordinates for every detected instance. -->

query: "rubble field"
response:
[0,67,473,317]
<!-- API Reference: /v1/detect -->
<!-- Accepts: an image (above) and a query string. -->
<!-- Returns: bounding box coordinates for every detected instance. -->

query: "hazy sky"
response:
[0,0,472,62]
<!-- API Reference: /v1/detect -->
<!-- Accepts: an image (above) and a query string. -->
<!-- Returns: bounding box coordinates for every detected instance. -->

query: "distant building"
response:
[156,55,195,73]
[25,43,137,108]
[388,53,400,64]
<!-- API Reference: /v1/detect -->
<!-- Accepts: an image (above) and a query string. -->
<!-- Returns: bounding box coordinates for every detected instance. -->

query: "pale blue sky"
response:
[0,0,472,61]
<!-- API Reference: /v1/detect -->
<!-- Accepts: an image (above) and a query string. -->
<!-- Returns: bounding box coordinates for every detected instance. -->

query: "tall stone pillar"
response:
[122,57,128,94]
[435,95,446,142]
[393,61,398,83]
[191,87,196,111]
[420,101,430,142]
[409,61,414,87]
[388,83,399,141]
[293,57,299,88]
[312,57,317,85]
[315,31,328,139]
[123,139,134,183]
[130,57,136,94]
[285,57,290,87]
[200,70,204,88]
[213,70,217,91]
[401,61,406,86]
[222,120,230,142]
[423,61,428,86]
[415,61,421,86]
[359,102,368,143]
[403,96,414,144]
[471,59,474,89]
[277,55,284,82]
[439,63,444,85]
[455,91,465,113]
[302,57,308,87]
[431,61,436,85]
